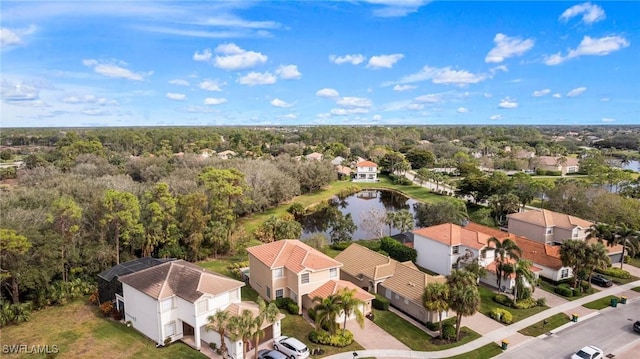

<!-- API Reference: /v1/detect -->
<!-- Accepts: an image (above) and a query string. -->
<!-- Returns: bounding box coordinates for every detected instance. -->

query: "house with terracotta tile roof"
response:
[246,240,343,314]
[353,160,378,182]
[118,260,280,358]
[507,208,594,245]
[303,279,375,320]
[532,155,580,175]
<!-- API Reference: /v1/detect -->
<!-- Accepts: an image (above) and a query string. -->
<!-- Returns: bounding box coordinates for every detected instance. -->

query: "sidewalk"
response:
[322,279,640,359]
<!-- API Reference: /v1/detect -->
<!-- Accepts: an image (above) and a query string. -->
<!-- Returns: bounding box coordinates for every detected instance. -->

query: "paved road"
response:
[499,300,640,359]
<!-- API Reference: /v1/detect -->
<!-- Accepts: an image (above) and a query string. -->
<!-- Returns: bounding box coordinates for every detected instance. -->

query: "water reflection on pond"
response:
[299,189,418,241]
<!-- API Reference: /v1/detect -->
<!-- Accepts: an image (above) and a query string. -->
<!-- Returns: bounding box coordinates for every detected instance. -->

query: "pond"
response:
[622,160,640,173]
[299,189,418,241]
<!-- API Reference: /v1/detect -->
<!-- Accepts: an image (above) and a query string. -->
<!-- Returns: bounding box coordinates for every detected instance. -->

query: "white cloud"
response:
[199,15,282,30]
[372,114,382,121]
[169,79,190,86]
[330,107,369,115]
[394,65,488,86]
[490,65,508,74]
[83,108,109,116]
[601,117,615,122]
[82,59,150,81]
[270,98,292,108]
[199,79,223,91]
[485,33,534,63]
[364,0,431,17]
[276,65,301,80]
[532,89,551,97]
[238,71,276,86]
[213,43,267,70]
[61,94,117,106]
[203,97,227,105]
[367,53,404,69]
[484,93,493,98]
[406,103,424,111]
[544,36,629,65]
[337,96,373,108]
[498,97,518,109]
[457,107,469,113]
[600,97,610,102]
[567,87,587,97]
[1,81,38,101]
[316,88,340,98]
[489,114,504,120]
[393,84,417,92]
[414,94,442,103]
[278,113,298,120]
[166,92,186,101]
[329,54,366,65]
[193,48,212,61]
[559,2,605,24]
[1,25,36,49]
[553,93,562,98]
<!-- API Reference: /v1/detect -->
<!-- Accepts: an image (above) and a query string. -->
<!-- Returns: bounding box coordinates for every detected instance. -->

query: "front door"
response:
[183,322,195,336]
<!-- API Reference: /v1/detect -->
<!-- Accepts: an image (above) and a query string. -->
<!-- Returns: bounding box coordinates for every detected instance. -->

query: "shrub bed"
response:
[489,308,513,324]
[372,294,389,310]
[274,297,299,314]
[493,294,511,306]
[309,329,354,347]
[554,283,573,297]
[596,267,631,279]
[512,298,537,309]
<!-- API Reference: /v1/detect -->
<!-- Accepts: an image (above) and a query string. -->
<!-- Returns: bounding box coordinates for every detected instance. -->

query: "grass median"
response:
[518,313,571,337]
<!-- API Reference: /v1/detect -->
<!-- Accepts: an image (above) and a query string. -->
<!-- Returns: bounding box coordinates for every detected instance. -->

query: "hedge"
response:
[490,308,513,324]
[372,294,389,310]
[554,284,573,297]
[309,329,354,347]
[596,267,631,279]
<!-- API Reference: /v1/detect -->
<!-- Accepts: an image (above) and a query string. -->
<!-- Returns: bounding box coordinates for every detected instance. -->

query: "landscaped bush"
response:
[580,280,591,292]
[536,297,546,307]
[274,297,294,309]
[287,202,306,217]
[493,294,511,306]
[490,308,513,324]
[512,298,537,309]
[99,301,113,317]
[554,284,573,297]
[596,267,631,279]
[309,329,354,347]
[330,242,351,251]
[286,302,299,315]
[441,322,456,340]
[372,294,389,310]
[426,317,455,331]
[307,307,316,321]
[380,236,417,262]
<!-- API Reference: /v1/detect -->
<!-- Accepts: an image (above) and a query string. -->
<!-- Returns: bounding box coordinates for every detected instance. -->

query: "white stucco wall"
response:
[414,235,453,275]
[123,283,162,345]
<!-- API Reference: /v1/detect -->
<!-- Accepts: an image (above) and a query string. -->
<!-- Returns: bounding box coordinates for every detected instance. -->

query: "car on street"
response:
[590,274,613,287]
[571,345,604,359]
[257,349,287,359]
[634,320,640,333]
[273,336,310,359]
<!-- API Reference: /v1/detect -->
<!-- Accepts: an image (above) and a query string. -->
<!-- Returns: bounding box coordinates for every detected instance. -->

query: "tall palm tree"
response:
[586,223,614,244]
[205,310,230,354]
[560,239,588,290]
[338,288,365,331]
[384,211,397,236]
[312,294,342,335]
[487,237,522,291]
[422,282,449,339]
[512,259,536,303]
[447,270,481,341]
[393,209,414,233]
[584,242,611,286]
[611,225,640,269]
[227,310,256,359]
[252,298,280,359]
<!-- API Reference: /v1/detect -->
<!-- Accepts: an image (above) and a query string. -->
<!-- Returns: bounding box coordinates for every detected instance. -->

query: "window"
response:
[452,246,460,254]
[572,229,579,238]
[385,289,391,299]
[275,288,284,299]
[266,286,271,299]
[329,268,337,278]
[273,268,283,278]
[164,321,176,338]
[196,299,208,315]
[546,227,553,235]
[161,297,174,312]
[561,268,569,279]
[301,273,310,284]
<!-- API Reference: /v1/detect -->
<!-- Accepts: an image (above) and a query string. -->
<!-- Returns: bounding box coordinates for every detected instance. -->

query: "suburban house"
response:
[353,160,378,182]
[304,279,375,321]
[97,257,174,314]
[507,209,593,245]
[217,150,237,160]
[118,260,281,357]
[305,152,324,161]
[246,240,343,314]
[336,165,352,179]
[533,156,580,175]
[335,243,448,324]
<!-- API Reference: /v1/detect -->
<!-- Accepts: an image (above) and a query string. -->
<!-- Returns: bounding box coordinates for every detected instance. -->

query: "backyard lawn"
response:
[371,309,480,351]
[478,286,548,323]
[0,300,206,359]
[518,313,571,337]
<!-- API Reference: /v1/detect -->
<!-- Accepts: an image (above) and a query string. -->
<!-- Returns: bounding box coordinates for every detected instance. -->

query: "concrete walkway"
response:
[322,280,640,359]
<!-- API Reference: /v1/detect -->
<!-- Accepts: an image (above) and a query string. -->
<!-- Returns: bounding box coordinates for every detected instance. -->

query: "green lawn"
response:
[582,295,622,310]
[537,280,599,301]
[518,313,571,337]
[627,256,640,269]
[444,343,503,359]
[371,309,480,351]
[632,287,640,293]
[478,286,548,323]
[0,300,206,359]
[280,311,364,357]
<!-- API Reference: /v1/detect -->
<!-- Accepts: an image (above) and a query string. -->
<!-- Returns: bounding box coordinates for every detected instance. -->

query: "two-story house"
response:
[533,156,580,175]
[118,260,280,358]
[247,240,343,314]
[353,160,378,182]
[507,209,593,245]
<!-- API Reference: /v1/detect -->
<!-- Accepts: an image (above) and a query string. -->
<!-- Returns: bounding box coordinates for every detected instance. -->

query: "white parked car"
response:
[571,345,604,359]
[273,336,309,359]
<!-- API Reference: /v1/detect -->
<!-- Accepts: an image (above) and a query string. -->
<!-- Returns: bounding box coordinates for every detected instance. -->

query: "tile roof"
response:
[510,236,563,269]
[307,280,375,302]
[246,240,342,273]
[356,160,377,168]
[485,258,542,278]
[334,243,396,281]
[537,156,580,167]
[412,223,493,250]
[224,301,285,329]
[507,209,593,229]
[380,262,445,305]
[118,260,244,303]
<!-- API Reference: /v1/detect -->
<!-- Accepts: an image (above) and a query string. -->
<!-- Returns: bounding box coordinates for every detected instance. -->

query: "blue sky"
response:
[1,1,638,127]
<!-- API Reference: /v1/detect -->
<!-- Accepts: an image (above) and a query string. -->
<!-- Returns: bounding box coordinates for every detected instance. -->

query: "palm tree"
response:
[512,259,536,303]
[586,223,614,244]
[338,288,365,331]
[560,239,588,291]
[584,242,611,286]
[205,310,230,354]
[384,211,397,236]
[227,310,256,359]
[252,298,280,359]
[447,270,481,341]
[422,282,450,339]
[393,209,414,233]
[488,237,522,291]
[611,225,640,269]
[312,294,342,335]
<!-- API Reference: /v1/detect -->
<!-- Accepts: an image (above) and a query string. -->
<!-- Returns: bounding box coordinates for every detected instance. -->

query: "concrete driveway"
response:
[344,318,410,351]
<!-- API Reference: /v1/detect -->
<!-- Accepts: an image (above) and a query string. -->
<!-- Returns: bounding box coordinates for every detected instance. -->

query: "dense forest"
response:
[1,125,639,326]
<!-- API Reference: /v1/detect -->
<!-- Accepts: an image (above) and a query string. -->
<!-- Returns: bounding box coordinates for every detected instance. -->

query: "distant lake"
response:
[299,189,418,241]
[622,160,640,173]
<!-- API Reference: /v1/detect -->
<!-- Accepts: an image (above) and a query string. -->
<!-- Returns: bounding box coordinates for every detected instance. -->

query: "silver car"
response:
[273,336,310,359]
[257,349,287,359]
